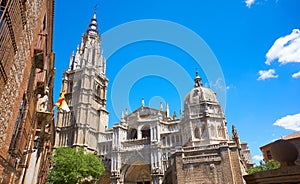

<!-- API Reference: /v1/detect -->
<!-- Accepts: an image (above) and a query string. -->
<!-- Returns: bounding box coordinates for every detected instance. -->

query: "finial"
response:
[173,111,177,119]
[68,51,75,71]
[125,108,128,116]
[121,111,125,123]
[194,71,203,87]
[160,102,163,111]
[86,8,99,35]
[232,125,239,140]
[166,103,170,117]
[142,98,145,107]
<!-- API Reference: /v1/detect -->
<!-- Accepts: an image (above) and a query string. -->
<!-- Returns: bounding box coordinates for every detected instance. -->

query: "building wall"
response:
[292,139,300,165]
[0,0,55,183]
[172,144,244,184]
[260,136,300,165]
[260,144,272,163]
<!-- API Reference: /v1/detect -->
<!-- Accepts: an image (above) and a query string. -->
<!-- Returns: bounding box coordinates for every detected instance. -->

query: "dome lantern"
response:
[194,71,203,87]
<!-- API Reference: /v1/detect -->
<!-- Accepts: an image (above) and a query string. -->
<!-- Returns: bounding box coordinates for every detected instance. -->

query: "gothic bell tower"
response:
[55,12,109,152]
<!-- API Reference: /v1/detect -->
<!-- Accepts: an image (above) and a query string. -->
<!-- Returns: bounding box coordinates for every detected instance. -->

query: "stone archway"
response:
[124,162,152,184]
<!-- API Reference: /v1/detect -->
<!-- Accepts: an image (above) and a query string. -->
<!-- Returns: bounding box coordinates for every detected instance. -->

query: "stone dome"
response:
[184,72,219,106]
[184,86,218,106]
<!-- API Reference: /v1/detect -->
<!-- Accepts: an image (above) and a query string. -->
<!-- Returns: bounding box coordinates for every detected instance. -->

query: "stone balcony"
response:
[117,138,151,151]
[122,137,150,145]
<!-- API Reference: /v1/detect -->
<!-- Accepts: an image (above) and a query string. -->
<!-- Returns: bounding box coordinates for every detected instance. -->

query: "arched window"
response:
[194,126,200,139]
[96,85,101,97]
[141,125,151,139]
[128,128,137,139]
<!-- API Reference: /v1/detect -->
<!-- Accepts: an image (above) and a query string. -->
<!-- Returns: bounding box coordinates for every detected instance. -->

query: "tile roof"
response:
[283,131,300,140]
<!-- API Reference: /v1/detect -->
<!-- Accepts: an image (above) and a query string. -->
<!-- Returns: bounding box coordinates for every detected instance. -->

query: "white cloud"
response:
[257,69,278,80]
[245,0,255,8]
[265,29,300,65]
[273,113,300,131]
[209,78,227,91]
[292,71,300,78]
[253,155,263,161]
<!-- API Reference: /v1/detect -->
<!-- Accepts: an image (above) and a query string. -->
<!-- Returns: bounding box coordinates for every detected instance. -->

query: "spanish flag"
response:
[55,90,70,112]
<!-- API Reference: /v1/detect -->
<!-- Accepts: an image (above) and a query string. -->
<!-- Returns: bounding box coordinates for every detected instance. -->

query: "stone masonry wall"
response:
[174,145,244,184]
[0,0,45,179]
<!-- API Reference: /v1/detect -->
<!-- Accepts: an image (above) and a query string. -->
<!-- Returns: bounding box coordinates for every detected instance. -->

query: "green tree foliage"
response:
[48,147,105,184]
[247,160,280,174]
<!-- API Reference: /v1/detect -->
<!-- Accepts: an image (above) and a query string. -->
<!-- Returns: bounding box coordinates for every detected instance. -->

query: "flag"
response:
[55,90,70,112]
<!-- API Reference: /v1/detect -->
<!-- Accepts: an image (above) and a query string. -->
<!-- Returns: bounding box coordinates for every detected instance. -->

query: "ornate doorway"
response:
[124,162,152,184]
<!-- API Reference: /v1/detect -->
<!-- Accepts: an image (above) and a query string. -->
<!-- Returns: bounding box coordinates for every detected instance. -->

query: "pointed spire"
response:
[166,103,170,117]
[160,102,163,111]
[86,10,99,35]
[194,71,203,87]
[68,51,75,71]
[102,56,106,74]
[125,108,128,116]
[121,111,125,123]
[173,111,177,120]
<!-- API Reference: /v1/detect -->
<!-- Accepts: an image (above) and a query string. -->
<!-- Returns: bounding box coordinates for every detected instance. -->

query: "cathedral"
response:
[55,12,253,184]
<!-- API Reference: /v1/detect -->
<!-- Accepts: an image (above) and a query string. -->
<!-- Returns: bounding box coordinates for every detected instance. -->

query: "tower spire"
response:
[86,9,99,35]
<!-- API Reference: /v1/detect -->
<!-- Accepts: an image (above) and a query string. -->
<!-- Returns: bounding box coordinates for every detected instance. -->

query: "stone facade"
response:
[0,0,55,183]
[56,13,252,184]
[55,12,109,153]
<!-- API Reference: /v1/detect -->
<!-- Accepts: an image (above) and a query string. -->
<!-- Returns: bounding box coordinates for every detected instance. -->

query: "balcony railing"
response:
[122,137,150,145]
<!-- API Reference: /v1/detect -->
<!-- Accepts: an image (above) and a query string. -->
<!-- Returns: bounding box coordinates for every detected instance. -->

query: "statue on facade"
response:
[36,87,49,112]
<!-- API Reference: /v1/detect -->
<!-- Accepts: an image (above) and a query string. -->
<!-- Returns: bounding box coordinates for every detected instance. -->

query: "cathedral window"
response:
[94,84,101,96]
[162,137,166,145]
[201,124,207,138]
[141,125,150,139]
[176,135,180,143]
[128,128,137,139]
[194,126,200,139]
[171,136,175,145]
[68,81,73,93]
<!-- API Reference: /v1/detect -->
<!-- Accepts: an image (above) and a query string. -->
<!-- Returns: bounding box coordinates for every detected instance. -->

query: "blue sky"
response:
[54,0,300,163]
